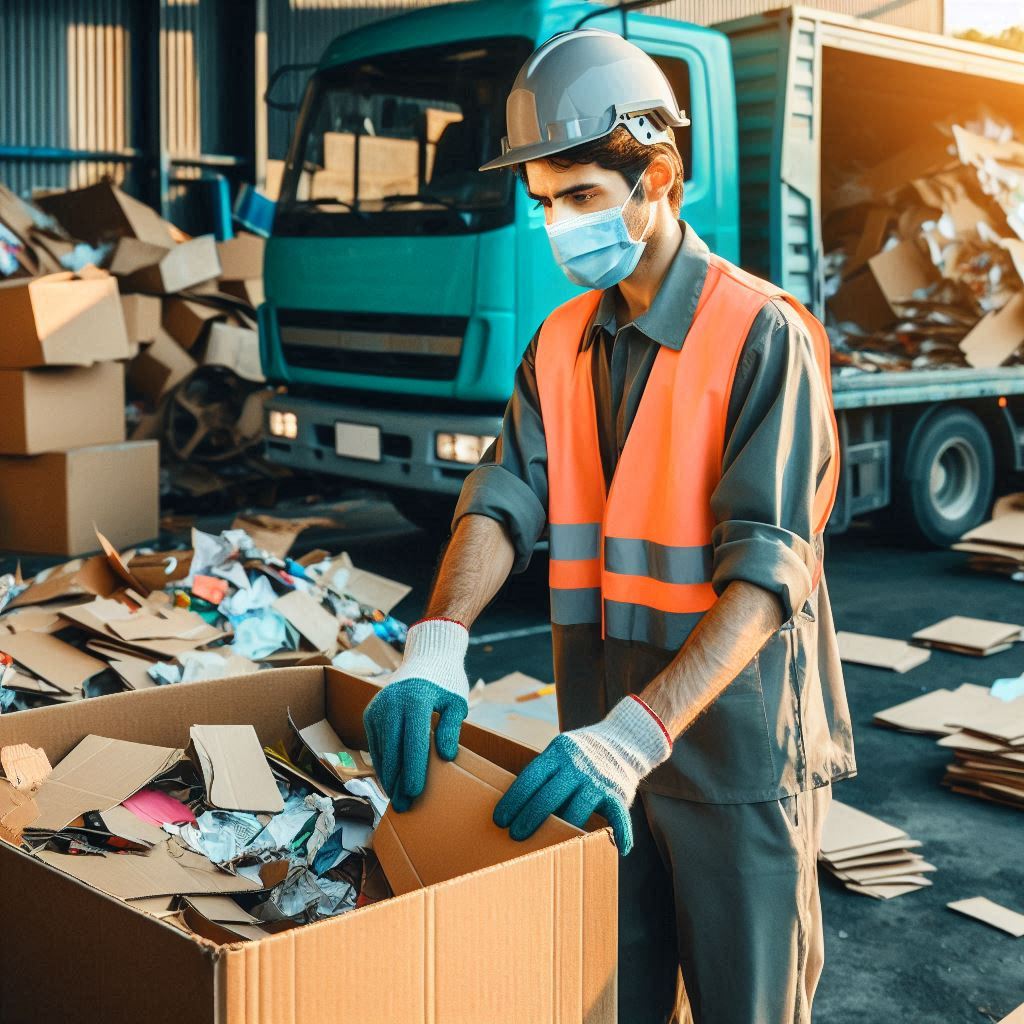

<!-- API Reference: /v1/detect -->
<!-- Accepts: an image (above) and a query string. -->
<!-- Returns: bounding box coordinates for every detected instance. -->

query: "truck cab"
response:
[260,0,739,529]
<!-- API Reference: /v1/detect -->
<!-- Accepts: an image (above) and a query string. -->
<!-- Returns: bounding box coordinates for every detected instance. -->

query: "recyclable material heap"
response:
[825,116,1024,372]
[0,515,408,712]
[0,716,393,941]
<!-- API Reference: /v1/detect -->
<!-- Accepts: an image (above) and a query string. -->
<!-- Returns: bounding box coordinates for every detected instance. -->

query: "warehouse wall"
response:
[0,0,943,228]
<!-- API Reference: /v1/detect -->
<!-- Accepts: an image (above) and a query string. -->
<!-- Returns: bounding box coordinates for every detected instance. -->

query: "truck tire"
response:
[896,407,994,547]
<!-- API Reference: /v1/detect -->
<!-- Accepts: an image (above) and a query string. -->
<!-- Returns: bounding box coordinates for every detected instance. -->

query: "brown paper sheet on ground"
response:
[189,724,284,813]
[837,631,931,673]
[31,734,182,832]
[947,896,1024,938]
[911,615,1022,656]
[820,800,908,858]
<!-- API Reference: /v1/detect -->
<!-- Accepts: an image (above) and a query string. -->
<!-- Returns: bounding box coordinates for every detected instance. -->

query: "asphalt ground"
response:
[3,503,1023,1022]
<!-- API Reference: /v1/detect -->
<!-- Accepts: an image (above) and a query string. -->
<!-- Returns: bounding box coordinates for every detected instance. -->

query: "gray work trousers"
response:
[617,782,833,1024]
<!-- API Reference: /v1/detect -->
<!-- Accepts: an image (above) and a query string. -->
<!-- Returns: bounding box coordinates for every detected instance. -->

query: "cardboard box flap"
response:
[291,710,374,782]
[272,589,339,654]
[30,734,182,832]
[837,631,931,673]
[189,724,284,813]
[374,741,585,897]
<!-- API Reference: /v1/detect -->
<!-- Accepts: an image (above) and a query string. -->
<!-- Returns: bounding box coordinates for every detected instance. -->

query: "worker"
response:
[364,28,856,1024]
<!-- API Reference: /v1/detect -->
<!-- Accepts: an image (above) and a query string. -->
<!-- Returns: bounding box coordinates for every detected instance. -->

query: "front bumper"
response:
[262,394,503,497]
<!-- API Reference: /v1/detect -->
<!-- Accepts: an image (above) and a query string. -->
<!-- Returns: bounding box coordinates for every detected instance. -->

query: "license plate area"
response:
[334,421,382,461]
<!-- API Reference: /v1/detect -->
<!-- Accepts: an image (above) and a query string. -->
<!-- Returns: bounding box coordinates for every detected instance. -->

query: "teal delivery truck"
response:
[261,1,1024,546]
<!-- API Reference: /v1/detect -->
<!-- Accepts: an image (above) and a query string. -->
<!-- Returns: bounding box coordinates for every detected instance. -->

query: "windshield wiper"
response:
[381,192,460,211]
[302,196,362,212]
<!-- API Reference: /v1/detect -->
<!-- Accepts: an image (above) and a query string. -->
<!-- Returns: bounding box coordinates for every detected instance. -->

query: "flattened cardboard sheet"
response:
[189,724,284,813]
[947,896,1024,937]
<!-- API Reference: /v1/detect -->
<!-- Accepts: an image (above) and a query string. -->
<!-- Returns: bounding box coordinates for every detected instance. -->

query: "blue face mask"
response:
[544,173,653,290]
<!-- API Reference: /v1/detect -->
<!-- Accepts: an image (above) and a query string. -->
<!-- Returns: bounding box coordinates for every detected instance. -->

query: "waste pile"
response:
[0,716,392,940]
[0,176,282,515]
[0,515,408,713]
[825,116,1024,372]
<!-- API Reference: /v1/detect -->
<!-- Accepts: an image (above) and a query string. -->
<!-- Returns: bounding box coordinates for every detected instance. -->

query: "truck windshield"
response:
[275,36,532,237]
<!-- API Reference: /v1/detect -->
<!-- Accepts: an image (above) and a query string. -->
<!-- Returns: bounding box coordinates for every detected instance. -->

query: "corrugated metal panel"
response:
[655,0,943,33]
[0,0,138,198]
[265,0,470,160]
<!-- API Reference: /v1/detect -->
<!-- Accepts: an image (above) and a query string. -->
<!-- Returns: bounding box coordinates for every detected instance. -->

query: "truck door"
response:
[628,18,740,264]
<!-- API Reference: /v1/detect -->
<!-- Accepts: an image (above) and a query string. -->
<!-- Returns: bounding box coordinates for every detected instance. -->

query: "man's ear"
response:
[643,153,675,204]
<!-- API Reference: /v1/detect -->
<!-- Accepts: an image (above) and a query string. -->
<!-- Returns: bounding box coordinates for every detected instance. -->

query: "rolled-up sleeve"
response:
[710,300,836,620]
[450,327,548,574]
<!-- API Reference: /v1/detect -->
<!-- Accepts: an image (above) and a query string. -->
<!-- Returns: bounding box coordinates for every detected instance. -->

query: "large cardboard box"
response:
[0,362,125,454]
[35,180,176,248]
[117,235,221,295]
[0,272,132,369]
[0,440,158,555]
[0,667,618,1024]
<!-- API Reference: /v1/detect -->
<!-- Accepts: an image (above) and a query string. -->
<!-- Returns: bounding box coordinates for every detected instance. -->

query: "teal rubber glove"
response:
[493,694,673,855]
[363,617,470,813]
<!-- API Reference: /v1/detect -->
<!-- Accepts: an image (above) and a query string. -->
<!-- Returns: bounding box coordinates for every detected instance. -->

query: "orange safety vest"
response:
[535,252,840,649]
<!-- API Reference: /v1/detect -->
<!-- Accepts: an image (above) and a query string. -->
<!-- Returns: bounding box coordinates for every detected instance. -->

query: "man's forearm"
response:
[421,513,516,628]
[638,581,786,740]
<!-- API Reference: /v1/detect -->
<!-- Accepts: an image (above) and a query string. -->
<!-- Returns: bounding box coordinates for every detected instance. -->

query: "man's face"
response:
[524,160,648,240]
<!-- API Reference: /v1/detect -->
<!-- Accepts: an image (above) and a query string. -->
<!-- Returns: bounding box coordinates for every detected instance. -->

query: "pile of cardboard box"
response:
[0,516,410,710]
[825,118,1024,372]
[819,800,933,899]
[0,252,159,556]
[954,492,1024,578]
[0,178,270,537]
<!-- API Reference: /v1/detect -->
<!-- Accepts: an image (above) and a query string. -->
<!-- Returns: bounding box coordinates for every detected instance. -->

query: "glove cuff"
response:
[602,695,673,774]
[389,617,470,698]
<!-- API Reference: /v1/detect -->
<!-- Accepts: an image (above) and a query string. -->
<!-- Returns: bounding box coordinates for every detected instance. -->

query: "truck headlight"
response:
[436,432,496,464]
[268,410,298,439]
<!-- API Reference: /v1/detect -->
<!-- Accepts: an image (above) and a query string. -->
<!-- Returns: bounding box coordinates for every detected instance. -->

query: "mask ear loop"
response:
[625,171,655,244]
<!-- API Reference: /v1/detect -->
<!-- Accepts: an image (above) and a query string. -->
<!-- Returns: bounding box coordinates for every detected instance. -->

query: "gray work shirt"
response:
[452,221,857,803]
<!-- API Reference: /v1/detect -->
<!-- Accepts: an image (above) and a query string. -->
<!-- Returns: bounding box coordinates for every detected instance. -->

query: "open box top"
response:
[0,666,617,1024]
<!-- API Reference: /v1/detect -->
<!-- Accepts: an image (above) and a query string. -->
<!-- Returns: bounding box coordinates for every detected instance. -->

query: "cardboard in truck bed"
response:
[0,362,125,454]
[0,667,618,1024]
[0,441,159,556]
[0,272,131,368]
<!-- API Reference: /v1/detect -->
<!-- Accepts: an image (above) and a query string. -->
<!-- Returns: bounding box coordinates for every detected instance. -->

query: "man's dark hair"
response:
[513,125,685,216]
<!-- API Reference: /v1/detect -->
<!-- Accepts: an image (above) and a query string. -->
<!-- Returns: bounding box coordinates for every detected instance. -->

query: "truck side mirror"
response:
[264,63,318,112]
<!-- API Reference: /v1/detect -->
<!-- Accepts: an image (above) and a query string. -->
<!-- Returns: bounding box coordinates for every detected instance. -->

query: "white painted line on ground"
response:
[469,624,551,645]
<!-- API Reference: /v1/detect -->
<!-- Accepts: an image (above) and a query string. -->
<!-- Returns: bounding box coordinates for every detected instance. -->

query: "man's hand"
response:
[493,695,672,854]
[363,617,470,813]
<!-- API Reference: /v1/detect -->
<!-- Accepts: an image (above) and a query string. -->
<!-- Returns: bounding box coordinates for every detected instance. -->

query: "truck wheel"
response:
[897,407,994,547]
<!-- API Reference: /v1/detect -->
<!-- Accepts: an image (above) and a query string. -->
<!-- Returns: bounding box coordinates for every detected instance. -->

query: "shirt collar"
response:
[587,220,710,350]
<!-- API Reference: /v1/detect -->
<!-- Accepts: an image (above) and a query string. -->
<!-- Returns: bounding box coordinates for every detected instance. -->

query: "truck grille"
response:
[277,309,465,380]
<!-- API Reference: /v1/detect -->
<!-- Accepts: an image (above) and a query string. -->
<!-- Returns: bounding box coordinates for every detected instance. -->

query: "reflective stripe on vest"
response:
[535,253,841,648]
